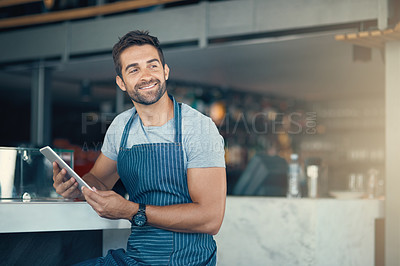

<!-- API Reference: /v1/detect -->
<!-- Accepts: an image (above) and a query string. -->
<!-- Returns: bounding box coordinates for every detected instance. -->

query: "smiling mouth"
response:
[139,83,157,90]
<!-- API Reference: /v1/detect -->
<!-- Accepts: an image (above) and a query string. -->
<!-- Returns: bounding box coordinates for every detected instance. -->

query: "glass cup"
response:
[348,173,365,194]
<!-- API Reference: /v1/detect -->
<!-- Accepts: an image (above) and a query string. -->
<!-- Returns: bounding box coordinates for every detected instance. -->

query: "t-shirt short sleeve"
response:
[101,127,119,161]
[182,108,225,169]
[101,108,133,161]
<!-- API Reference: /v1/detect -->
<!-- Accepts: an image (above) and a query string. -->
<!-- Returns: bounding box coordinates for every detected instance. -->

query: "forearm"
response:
[82,153,119,191]
[82,189,223,234]
[82,172,110,191]
[141,168,226,235]
[145,202,224,235]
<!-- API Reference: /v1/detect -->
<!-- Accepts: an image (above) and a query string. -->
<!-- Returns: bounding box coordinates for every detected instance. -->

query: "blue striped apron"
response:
[99,95,217,265]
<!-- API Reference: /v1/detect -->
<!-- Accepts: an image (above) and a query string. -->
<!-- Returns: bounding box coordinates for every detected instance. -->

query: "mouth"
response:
[139,82,157,90]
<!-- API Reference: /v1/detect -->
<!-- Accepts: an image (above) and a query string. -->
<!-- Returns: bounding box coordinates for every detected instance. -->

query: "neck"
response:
[133,93,174,127]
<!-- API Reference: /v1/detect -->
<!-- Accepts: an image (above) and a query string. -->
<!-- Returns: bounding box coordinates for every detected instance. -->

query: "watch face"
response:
[134,213,147,226]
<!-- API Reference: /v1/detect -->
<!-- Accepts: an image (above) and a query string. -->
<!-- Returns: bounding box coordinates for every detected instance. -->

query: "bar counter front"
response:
[0,196,383,266]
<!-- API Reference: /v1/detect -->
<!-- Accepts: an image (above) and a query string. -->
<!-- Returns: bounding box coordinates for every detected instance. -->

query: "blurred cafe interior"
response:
[0,0,399,265]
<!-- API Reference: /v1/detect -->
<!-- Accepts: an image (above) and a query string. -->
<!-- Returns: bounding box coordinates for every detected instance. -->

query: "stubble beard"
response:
[127,78,167,105]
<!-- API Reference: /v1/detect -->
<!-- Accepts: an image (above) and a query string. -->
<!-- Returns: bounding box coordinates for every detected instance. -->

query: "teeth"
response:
[140,83,156,90]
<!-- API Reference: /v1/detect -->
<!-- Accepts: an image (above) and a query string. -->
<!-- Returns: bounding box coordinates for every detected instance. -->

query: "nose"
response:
[139,68,152,81]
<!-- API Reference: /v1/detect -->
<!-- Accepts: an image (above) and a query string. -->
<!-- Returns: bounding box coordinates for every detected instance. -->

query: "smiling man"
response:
[52,30,226,265]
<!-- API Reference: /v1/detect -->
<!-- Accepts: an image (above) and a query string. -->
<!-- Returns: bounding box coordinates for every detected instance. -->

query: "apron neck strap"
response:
[120,94,182,148]
[172,95,182,143]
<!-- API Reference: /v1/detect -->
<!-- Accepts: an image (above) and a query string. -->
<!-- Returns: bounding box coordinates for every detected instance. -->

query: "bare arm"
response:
[83,167,227,235]
[82,153,119,190]
[146,167,226,235]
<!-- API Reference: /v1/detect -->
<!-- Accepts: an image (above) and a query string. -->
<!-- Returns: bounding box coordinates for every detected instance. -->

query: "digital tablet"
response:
[40,146,93,191]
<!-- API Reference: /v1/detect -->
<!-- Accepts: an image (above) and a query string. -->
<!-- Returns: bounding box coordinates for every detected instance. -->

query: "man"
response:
[53,30,226,265]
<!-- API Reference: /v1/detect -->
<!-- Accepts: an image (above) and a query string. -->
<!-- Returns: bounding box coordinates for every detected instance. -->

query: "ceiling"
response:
[0,30,385,105]
[167,32,385,101]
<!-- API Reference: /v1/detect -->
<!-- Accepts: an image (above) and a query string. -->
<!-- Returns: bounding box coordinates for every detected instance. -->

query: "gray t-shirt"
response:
[101,103,226,169]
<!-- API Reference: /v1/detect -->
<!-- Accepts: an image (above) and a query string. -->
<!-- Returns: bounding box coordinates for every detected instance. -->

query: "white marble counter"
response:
[0,200,130,233]
[214,197,384,266]
[0,197,384,265]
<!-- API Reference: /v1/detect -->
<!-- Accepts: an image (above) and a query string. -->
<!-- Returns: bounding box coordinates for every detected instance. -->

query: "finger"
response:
[82,187,103,203]
[53,169,70,189]
[52,163,68,182]
[60,181,80,198]
[82,187,103,211]
[52,162,61,182]
[53,170,66,192]
[82,187,97,202]
[54,174,77,196]
[53,168,65,185]
[53,161,60,170]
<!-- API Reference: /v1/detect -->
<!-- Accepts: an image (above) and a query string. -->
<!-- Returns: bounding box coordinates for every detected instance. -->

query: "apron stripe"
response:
[113,95,216,265]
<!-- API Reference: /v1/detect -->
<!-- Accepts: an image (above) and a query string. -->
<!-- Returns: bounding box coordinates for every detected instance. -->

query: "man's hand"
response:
[52,162,82,199]
[81,187,137,220]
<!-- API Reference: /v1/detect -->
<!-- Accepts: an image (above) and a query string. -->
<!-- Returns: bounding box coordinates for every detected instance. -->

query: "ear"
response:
[164,64,170,81]
[116,75,126,91]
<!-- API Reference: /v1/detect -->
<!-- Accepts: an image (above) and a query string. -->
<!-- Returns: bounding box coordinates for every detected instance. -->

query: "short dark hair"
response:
[112,30,165,78]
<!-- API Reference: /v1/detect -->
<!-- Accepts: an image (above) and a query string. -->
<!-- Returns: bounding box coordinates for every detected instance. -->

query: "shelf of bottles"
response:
[167,81,313,194]
[304,97,385,192]
[167,82,386,197]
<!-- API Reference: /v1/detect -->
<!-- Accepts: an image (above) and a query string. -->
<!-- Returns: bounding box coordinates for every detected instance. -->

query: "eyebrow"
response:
[124,58,161,72]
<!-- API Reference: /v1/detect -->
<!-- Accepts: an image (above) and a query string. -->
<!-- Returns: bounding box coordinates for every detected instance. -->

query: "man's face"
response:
[116,44,170,105]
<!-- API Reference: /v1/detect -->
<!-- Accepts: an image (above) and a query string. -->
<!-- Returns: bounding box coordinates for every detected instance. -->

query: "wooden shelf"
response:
[0,0,42,9]
[0,0,184,29]
[335,22,400,48]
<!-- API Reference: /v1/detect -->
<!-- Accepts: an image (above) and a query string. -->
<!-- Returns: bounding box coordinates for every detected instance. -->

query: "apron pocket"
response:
[127,225,174,265]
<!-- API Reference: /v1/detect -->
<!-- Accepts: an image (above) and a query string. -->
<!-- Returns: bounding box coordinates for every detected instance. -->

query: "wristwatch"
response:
[132,203,147,226]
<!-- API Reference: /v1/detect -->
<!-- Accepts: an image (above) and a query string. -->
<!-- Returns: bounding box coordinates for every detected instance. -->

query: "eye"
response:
[128,68,138,74]
[150,64,158,69]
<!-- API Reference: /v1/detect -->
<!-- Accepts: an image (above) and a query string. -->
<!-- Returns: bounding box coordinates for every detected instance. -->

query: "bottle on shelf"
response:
[367,168,379,199]
[307,165,319,198]
[287,153,301,198]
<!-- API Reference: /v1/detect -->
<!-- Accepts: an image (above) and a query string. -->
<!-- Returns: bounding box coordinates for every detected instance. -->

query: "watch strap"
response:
[131,203,147,226]
[138,203,146,214]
